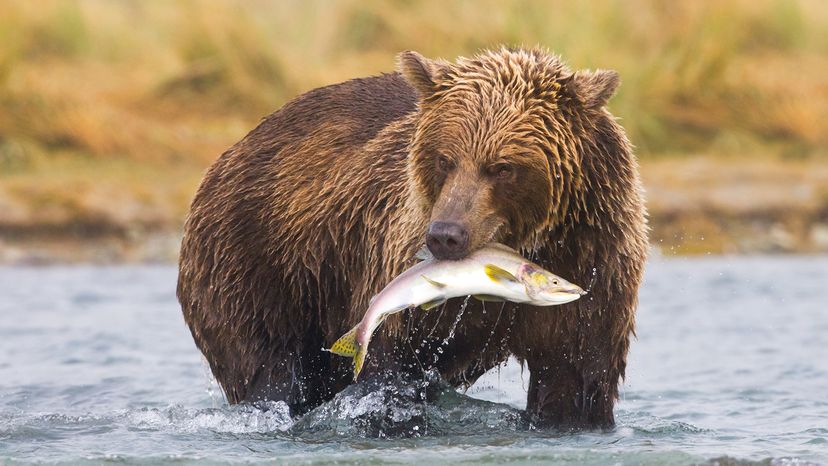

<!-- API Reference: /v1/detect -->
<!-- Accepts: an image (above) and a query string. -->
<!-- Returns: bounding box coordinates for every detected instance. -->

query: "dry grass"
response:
[1,0,827,257]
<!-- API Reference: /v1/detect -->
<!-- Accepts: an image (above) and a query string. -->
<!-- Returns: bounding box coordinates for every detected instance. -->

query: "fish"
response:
[326,243,586,380]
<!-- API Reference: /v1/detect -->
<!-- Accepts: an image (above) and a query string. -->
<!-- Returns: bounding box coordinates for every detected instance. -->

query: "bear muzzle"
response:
[425,221,470,260]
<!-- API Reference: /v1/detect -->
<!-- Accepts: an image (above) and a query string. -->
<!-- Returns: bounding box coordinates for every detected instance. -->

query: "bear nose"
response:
[426,221,469,260]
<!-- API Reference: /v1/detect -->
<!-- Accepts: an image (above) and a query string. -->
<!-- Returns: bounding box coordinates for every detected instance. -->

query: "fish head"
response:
[516,263,586,305]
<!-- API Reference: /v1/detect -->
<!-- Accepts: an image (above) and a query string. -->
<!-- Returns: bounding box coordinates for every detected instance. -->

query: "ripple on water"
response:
[1,260,827,465]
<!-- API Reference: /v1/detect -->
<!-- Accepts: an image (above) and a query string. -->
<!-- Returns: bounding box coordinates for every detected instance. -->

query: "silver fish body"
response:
[328,243,584,379]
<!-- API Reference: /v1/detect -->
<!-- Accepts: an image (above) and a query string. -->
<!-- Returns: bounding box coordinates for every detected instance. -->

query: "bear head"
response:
[399,47,620,260]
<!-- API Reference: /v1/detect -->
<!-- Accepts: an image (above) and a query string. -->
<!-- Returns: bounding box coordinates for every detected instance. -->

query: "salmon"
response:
[327,243,585,380]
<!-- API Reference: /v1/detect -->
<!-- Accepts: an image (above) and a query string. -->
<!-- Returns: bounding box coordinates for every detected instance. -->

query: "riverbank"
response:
[2,1,827,263]
[644,156,828,255]
[1,156,826,264]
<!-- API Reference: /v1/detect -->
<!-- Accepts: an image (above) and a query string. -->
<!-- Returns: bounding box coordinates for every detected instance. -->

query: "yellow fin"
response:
[484,264,519,284]
[420,298,447,310]
[473,294,506,302]
[421,274,447,288]
[329,325,359,357]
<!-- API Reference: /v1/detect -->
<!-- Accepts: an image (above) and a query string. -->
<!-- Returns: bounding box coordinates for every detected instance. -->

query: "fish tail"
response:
[328,325,370,380]
[329,325,360,357]
[353,346,367,381]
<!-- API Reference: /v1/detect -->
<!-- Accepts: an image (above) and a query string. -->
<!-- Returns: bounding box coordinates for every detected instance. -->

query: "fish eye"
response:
[552,279,559,285]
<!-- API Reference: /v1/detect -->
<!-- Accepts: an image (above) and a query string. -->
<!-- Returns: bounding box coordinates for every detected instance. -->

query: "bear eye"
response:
[436,155,455,173]
[490,163,514,180]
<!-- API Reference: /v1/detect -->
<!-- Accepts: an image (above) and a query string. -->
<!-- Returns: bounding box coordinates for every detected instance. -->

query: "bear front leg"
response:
[245,349,342,415]
[524,351,618,430]
[514,247,639,430]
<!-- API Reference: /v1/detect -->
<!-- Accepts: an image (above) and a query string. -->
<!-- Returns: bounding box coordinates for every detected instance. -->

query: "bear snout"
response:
[425,221,470,260]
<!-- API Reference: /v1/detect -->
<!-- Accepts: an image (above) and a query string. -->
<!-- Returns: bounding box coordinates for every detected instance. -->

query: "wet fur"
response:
[177,47,648,428]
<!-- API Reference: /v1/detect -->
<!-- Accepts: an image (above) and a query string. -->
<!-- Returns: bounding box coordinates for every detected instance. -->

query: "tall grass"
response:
[1,0,826,164]
[0,0,826,232]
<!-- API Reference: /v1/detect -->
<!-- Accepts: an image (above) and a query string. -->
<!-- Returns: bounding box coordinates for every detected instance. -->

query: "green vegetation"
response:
[1,0,827,260]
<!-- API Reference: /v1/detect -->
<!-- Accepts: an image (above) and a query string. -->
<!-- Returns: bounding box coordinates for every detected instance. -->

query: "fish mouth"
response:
[549,291,583,304]
[538,287,586,305]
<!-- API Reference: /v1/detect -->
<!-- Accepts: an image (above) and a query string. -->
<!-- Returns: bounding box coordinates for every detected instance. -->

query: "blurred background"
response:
[1,0,827,263]
[1,3,827,463]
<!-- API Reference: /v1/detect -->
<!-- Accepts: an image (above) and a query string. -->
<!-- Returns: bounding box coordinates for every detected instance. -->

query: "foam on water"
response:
[125,402,294,434]
[0,258,826,465]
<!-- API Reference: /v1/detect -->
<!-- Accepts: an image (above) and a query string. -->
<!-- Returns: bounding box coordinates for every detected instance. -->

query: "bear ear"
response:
[567,69,620,109]
[397,51,447,99]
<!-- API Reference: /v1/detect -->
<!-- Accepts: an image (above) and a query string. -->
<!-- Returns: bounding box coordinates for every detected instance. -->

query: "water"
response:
[0,257,826,465]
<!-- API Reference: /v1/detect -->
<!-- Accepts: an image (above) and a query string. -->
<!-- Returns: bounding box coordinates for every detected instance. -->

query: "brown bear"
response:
[177,47,648,429]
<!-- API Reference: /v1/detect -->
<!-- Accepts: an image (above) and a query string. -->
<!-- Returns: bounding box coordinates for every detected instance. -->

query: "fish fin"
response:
[484,264,520,285]
[329,325,359,357]
[414,245,433,261]
[473,294,506,302]
[421,274,447,289]
[420,298,447,310]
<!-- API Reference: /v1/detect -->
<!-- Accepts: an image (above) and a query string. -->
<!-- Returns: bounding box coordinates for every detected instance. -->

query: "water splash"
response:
[291,371,525,439]
[201,358,225,408]
[126,401,294,434]
[586,266,598,293]
[442,295,471,346]
[293,375,430,438]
